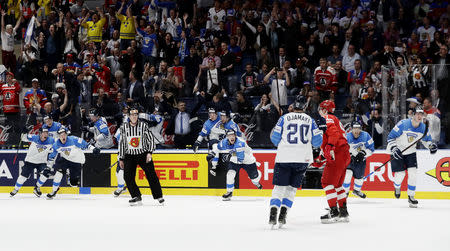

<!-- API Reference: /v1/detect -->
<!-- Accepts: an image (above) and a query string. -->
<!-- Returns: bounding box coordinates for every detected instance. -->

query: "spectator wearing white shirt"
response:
[342,44,361,72]
[206,0,226,31]
[417,17,436,44]
[1,11,21,73]
[161,9,182,40]
[264,67,290,109]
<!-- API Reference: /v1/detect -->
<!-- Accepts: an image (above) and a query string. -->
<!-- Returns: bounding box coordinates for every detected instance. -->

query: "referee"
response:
[119,106,164,206]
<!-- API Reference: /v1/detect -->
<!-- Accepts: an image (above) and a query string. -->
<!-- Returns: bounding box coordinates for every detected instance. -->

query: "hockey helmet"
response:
[293,96,308,110]
[319,100,335,114]
[39,127,49,134]
[225,129,236,136]
[220,110,230,118]
[57,126,69,134]
[89,108,99,117]
[414,105,424,114]
[43,115,52,121]
[208,107,216,114]
[351,121,362,128]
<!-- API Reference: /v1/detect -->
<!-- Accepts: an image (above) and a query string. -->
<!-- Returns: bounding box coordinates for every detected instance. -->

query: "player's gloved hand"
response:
[316,117,327,133]
[42,167,54,178]
[323,144,335,162]
[355,150,366,163]
[391,146,402,160]
[312,147,320,159]
[429,143,438,154]
[93,147,101,155]
[193,141,201,153]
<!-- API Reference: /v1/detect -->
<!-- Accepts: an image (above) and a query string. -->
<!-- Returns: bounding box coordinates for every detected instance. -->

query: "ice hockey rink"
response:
[0,193,448,251]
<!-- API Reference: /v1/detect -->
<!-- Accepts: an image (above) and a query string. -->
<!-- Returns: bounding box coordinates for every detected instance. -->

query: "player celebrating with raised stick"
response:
[387,105,436,208]
[10,128,55,197]
[343,121,374,198]
[269,98,323,229]
[318,100,351,223]
[118,106,164,206]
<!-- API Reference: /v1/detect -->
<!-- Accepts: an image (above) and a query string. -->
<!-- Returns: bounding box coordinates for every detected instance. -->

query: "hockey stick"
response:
[364,121,429,180]
[13,113,32,165]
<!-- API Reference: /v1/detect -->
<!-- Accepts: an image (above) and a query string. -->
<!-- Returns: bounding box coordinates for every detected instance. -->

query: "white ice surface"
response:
[0,194,448,251]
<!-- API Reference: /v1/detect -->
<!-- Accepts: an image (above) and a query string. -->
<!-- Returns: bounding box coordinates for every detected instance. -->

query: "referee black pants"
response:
[124,153,163,199]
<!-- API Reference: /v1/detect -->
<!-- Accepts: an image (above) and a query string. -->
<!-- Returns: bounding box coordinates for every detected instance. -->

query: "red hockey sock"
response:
[324,185,337,208]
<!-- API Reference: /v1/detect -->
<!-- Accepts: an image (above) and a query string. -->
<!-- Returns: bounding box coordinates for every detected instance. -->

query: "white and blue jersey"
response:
[43,121,62,139]
[347,131,375,157]
[216,137,256,165]
[22,134,55,164]
[197,117,222,142]
[270,112,323,163]
[139,113,164,144]
[89,117,114,149]
[387,119,432,156]
[48,136,91,164]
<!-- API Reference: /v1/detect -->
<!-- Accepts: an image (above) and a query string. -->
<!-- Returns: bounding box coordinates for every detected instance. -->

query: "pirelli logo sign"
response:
[110,154,208,188]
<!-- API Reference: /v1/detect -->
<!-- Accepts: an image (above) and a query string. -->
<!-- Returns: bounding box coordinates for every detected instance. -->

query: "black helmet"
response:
[89,108,99,117]
[293,96,308,110]
[220,110,230,118]
[351,121,362,128]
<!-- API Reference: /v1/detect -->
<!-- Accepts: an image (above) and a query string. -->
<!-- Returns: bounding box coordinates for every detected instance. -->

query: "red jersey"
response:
[314,66,337,92]
[0,81,21,113]
[93,65,111,94]
[321,114,347,148]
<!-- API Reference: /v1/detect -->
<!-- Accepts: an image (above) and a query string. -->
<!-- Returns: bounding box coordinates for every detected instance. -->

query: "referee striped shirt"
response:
[118,121,155,159]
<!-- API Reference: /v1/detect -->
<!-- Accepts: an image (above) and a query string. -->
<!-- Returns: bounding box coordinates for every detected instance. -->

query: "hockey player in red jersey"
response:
[318,100,351,223]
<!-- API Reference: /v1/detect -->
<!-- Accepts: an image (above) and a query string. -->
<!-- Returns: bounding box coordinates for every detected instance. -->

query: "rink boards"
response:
[0,149,449,199]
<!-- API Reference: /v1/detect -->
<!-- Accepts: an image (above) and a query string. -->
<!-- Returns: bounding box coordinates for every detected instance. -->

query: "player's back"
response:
[323,114,347,147]
[271,112,323,163]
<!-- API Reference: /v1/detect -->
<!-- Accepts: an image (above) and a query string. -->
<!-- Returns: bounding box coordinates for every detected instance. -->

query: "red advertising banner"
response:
[238,152,409,191]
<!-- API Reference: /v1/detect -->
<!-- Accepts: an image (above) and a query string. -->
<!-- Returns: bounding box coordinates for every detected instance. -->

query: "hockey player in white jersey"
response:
[387,106,437,208]
[269,99,323,228]
[46,127,100,199]
[214,129,262,201]
[342,121,374,198]
[10,128,55,197]
[85,108,114,149]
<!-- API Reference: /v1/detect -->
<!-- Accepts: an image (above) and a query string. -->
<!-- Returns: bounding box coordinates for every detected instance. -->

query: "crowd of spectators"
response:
[0,0,449,149]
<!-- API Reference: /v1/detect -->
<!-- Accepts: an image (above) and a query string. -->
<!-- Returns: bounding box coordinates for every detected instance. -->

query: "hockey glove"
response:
[193,141,201,153]
[316,117,327,133]
[355,150,366,163]
[391,146,402,160]
[42,167,54,178]
[93,147,101,155]
[429,143,438,154]
[312,147,320,159]
[323,144,335,162]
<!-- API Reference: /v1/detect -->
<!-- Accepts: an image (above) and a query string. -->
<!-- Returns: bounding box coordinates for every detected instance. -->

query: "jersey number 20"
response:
[287,124,309,144]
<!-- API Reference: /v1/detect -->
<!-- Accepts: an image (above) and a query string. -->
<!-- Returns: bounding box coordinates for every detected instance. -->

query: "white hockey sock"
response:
[14,175,27,191]
[407,167,417,197]
[36,175,48,187]
[342,169,353,193]
[281,186,297,211]
[393,171,406,189]
[226,170,237,193]
[52,171,63,192]
[353,178,364,191]
[270,185,286,208]
[116,169,125,189]
[251,170,262,186]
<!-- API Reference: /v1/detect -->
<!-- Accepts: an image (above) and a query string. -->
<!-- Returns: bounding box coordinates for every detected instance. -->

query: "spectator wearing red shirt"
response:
[314,58,338,100]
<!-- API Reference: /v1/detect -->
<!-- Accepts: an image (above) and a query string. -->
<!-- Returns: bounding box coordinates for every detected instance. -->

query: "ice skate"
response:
[222,192,232,201]
[129,197,143,206]
[10,189,18,197]
[269,207,278,229]
[278,207,287,228]
[338,203,350,223]
[157,198,165,206]
[321,207,339,224]
[408,196,418,208]
[46,188,60,200]
[33,186,42,197]
[113,187,126,197]
[255,183,263,189]
[394,188,401,199]
[352,190,366,199]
